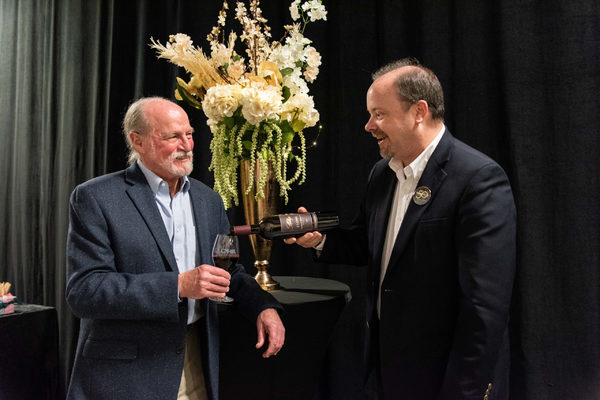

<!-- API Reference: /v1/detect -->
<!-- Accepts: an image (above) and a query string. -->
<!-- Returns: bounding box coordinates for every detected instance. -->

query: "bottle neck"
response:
[315,216,339,231]
[230,224,261,236]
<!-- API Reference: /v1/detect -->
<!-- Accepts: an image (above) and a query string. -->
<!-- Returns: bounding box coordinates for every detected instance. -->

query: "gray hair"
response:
[122,96,167,165]
[372,57,445,121]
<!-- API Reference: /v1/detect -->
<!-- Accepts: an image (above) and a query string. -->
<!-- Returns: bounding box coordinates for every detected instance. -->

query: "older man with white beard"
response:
[65,97,285,400]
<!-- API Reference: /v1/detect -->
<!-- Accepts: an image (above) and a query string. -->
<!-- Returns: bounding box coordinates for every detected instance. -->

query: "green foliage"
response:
[176,81,202,109]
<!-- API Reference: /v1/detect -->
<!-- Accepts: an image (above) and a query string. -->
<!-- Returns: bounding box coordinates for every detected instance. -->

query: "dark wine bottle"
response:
[230,212,339,239]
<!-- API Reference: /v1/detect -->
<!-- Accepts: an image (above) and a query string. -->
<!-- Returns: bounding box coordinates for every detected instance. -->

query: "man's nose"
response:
[180,135,193,151]
[365,116,375,132]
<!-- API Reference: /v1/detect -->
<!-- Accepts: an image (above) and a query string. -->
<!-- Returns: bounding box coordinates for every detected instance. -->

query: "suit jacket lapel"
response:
[189,183,209,264]
[124,164,179,273]
[384,130,453,278]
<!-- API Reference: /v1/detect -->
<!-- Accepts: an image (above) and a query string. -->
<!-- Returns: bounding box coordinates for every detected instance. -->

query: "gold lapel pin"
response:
[413,186,432,206]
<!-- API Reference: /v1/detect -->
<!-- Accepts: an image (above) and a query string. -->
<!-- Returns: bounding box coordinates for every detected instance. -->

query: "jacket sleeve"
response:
[438,163,516,399]
[212,199,284,321]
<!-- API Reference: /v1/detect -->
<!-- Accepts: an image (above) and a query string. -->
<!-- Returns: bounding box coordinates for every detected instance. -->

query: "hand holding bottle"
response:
[231,208,338,240]
[282,207,325,248]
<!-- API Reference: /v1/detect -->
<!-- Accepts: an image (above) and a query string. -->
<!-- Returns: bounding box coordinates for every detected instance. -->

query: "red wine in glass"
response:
[213,254,239,271]
[210,234,238,303]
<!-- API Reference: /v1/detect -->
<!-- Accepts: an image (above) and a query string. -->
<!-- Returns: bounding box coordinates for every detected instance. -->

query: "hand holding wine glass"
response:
[209,234,239,303]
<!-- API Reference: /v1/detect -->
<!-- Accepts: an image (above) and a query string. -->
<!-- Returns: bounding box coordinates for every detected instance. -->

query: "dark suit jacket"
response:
[319,130,516,400]
[65,164,281,400]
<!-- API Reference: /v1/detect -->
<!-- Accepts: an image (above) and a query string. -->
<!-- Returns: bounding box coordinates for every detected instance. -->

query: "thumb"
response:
[283,237,297,245]
[256,325,265,349]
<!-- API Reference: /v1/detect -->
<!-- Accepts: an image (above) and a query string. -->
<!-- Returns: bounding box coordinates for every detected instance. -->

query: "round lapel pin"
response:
[413,186,432,206]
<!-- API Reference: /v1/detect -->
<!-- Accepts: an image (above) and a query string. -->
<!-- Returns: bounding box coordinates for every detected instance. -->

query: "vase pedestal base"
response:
[254,260,280,291]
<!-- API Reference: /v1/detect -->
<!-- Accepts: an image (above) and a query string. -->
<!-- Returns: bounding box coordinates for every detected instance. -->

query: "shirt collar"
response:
[137,160,190,196]
[388,125,446,181]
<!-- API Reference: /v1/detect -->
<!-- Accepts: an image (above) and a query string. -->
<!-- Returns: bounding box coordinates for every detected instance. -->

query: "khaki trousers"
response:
[178,322,208,400]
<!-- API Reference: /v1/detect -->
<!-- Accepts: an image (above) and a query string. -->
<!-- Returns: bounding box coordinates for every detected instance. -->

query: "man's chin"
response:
[171,162,193,177]
[379,148,391,159]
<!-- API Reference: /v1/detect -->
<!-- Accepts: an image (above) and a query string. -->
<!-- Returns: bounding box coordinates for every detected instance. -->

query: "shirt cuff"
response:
[313,234,326,251]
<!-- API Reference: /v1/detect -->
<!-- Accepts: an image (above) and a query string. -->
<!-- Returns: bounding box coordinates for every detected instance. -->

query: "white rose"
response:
[201,84,242,121]
[239,85,282,126]
[282,92,319,128]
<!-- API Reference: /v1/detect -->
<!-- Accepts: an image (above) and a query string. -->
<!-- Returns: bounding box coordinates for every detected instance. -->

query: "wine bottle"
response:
[230,212,339,239]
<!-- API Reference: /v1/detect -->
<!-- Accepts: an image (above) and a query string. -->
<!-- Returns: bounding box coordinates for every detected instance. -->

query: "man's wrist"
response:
[313,234,326,251]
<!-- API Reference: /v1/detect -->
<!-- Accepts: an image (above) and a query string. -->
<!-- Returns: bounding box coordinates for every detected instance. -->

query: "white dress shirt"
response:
[377,126,445,317]
[138,161,202,324]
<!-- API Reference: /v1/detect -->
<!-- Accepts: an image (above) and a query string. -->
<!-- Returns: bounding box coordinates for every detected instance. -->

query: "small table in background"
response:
[0,304,59,400]
[219,275,351,400]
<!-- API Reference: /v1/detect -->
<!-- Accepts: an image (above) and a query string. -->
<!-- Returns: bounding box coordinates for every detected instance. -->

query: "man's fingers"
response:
[256,329,265,349]
[295,232,323,248]
[256,309,285,358]
[262,330,284,358]
[197,264,231,279]
[262,342,277,358]
[179,265,231,299]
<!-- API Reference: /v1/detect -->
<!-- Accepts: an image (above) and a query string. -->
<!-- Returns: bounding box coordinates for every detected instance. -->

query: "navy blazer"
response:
[66,164,281,400]
[319,130,516,400]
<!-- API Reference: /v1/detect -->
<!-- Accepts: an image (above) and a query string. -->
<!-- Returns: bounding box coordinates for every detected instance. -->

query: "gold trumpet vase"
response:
[239,159,281,291]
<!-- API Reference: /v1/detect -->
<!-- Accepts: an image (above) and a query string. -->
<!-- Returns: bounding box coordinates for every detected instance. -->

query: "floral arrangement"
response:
[150,0,327,209]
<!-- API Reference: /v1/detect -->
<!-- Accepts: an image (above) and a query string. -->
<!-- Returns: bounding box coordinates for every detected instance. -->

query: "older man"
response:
[286,58,516,400]
[66,97,284,400]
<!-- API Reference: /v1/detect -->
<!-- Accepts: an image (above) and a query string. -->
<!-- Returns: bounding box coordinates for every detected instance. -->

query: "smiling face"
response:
[364,69,422,164]
[130,99,194,187]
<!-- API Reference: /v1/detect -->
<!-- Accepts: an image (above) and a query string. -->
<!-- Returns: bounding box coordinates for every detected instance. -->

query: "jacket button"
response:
[176,347,184,355]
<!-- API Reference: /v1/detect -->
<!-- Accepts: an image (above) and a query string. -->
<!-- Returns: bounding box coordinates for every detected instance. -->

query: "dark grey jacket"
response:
[66,163,280,400]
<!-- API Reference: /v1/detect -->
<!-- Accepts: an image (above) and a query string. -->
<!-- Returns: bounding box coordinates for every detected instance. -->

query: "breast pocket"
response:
[82,338,138,360]
[414,218,450,252]
[413,218,454,278]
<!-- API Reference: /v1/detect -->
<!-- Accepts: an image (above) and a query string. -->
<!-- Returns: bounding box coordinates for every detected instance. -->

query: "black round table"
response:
[0,304,59,400]
[218,276,351,400]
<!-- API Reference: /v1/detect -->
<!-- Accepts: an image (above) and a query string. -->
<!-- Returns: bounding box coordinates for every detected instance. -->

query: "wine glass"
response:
[209,234,239,303]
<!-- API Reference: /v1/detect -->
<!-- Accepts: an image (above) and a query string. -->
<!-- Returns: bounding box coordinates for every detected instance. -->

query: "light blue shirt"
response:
[138,161,202,324]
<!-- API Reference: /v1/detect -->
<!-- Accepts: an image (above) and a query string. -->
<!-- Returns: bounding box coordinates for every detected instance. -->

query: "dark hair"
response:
[372,57,445,121]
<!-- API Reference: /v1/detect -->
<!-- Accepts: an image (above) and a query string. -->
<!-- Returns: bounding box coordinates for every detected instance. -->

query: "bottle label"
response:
[279,212,317,234]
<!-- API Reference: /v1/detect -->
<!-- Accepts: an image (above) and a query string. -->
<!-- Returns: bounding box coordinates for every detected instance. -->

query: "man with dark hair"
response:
[66,97,285,400]
[286,58,516,399]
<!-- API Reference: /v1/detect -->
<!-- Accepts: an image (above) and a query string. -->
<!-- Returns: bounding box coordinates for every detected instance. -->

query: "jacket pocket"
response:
[82,338,138,360]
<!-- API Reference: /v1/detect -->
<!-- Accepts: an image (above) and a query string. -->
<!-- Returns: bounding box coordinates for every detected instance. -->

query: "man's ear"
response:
[129,132,144,153]
[414,100,429,125]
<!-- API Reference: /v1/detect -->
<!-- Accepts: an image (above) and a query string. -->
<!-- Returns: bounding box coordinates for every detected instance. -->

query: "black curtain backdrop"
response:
[1,0,599,399]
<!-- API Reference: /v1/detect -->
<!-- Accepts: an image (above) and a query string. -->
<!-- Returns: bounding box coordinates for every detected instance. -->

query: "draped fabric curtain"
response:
[0,0,598,399]
[0,0,114,395]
